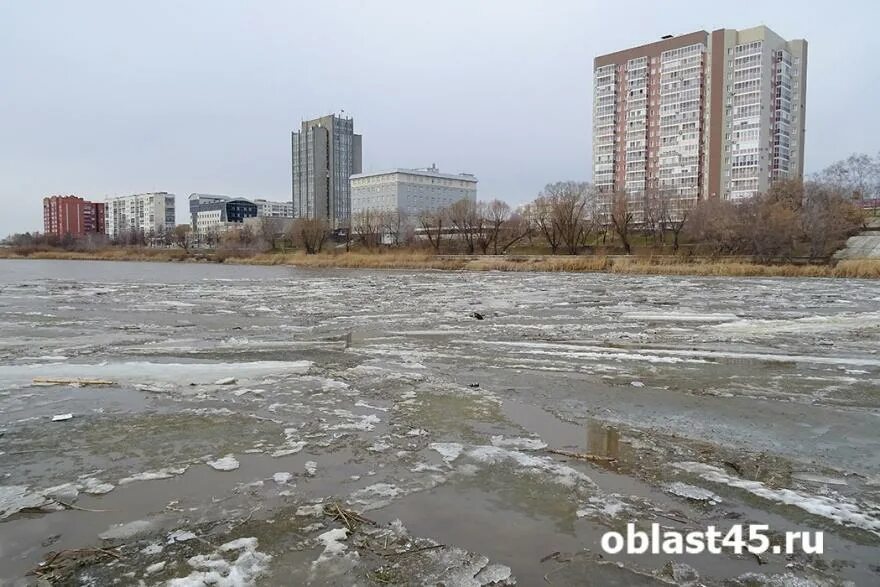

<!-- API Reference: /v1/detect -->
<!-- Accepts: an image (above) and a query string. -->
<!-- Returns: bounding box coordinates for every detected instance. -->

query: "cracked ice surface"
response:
[2,262,880,585]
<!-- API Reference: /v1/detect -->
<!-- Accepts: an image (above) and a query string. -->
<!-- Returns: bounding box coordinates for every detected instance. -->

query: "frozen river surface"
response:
[0,259,879,585]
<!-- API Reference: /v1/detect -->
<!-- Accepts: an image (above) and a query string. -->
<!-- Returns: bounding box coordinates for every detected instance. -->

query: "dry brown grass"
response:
[3,247,879,278]
[832,259,880,278]
[231,251,466,270]
[0,247,192,262]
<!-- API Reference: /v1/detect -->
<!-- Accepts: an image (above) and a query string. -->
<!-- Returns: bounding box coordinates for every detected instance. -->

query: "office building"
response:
[194,199,257,236]
[350,165,477,217]
[105,192,176,239]
[592,25,807,209]
[291,113,362,226]
[42,195,105,238]
[189,193,232,229]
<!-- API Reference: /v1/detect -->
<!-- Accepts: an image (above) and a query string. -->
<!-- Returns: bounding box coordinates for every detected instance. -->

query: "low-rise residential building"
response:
[254,198,294,218]
[105,192,176,239]
[194,199,257,237]
[350,165,477,218]
[42,195,105,238]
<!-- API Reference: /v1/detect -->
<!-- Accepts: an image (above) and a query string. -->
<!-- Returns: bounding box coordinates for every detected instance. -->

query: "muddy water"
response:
[0,259,879,585]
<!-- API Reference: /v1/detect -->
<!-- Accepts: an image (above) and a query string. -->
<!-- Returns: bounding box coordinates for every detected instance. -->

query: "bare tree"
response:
[736,193,799,262]
[254,217,279,251]
[172,225,192,250]
[351,209,383,250]
[610,191,634,254]
[448,199,485,254]
[483,200,532,254]
[532,196,562,254]
[801,181,865,259]
[418,208,446,253]
[381,209,407,247]
[546,181,593,255]
[815,152,880,212]
[660,192,692,253]
[288,218,329,254]
[642,190,663,245]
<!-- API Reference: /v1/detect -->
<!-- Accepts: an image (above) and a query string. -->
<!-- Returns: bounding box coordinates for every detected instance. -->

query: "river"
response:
[1,259,878,585]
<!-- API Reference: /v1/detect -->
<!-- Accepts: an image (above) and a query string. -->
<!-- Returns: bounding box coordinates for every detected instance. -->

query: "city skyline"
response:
[2,0,879,237]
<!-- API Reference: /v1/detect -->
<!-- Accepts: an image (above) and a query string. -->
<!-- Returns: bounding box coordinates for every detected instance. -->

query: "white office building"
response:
[254,199,294,218]
[350,165,477,217]
[105,192,176,239]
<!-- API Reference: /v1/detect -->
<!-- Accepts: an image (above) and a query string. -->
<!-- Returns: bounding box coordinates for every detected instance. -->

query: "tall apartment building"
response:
[43,195,105,238]
[105,192,176,239]
[593,25,807,210]
[350,165,478,217]
[291,114,362,226]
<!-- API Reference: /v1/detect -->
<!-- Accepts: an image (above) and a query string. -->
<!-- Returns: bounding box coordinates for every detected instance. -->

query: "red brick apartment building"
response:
[42,195,106,238]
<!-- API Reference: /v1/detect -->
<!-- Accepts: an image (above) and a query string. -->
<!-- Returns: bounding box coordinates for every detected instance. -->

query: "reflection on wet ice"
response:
[587,420,620,459]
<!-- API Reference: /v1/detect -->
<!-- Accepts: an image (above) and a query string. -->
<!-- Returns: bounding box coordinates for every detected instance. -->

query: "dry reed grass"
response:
[3,247,879,278]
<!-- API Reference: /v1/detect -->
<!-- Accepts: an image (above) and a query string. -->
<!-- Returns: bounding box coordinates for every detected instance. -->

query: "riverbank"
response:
[2,247,879,278]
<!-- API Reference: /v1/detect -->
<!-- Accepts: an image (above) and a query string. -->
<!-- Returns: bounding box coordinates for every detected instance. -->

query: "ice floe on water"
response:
[791,472,848,486]
[623,312,739,323]
[349,483,404,509]
[272,472,292,484]
[711,311,880,336]
[326,410,380,431]
[467,445,595,489]
[207,455,240,471]
[167,537,271,587]
[576,494,630,519]
[429,442,595,489]
[271,440,306,458]
[421,547,515,586]
[0,360,314,385]
[167,529,198,543]
[1,480,116,520]
[663,481,723,504]
[429,442,464,463]
[489,435,547,451]
[119,466,188,485]
[0,485,56,520]
[674,462,880,536]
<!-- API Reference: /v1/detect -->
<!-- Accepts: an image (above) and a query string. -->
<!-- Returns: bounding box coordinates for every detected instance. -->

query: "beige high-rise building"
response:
[592,26,807,212]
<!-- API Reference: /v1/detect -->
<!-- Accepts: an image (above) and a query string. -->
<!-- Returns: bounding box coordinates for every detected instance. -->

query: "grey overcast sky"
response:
[1,0,878,236]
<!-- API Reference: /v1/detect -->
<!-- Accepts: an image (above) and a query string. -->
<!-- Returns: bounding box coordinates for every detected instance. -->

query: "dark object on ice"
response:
[468,383,480,388]
[471,312,484,320]
[723,460,744,475]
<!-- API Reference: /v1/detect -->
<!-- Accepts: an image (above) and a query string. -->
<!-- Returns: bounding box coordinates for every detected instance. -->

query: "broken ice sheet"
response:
[207,455,240,471]
[674,461,880,536]
[118,466,188,485]
[272,472,293,484]
[576,494,630,520]
[663,481,723,504]
[310,527,359,581]
[490,435,547,451]
[166,537,271,586]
